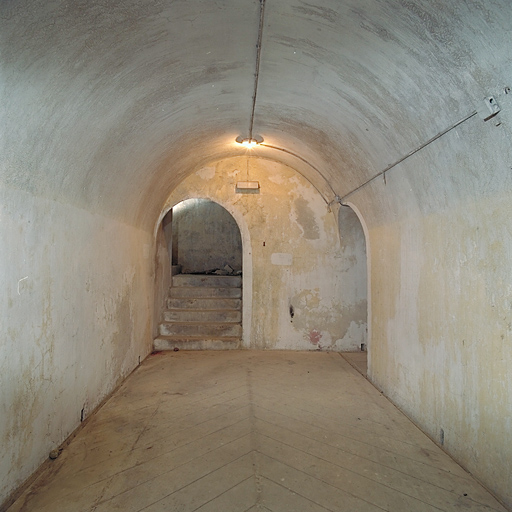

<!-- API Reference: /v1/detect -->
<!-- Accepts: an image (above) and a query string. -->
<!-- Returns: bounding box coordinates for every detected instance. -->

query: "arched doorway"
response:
[337,204,368,351]
[171,198,242,275]
[337,202,371,376]
[154,199,243,351]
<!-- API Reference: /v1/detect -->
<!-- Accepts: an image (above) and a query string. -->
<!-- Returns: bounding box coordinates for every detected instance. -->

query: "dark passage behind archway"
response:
[172,198,242,275]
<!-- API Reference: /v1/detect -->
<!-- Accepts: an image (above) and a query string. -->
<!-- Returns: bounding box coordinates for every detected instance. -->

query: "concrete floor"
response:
[8,351,507,512]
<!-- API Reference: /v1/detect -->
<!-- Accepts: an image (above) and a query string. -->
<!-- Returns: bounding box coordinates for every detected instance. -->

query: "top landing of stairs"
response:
[172,274,242,288]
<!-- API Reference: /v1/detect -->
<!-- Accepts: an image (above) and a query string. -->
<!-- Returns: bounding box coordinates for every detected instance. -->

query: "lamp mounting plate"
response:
[235,135,264,147]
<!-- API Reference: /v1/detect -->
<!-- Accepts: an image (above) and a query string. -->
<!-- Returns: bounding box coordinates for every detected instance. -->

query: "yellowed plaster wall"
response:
[162,156,364,351]
[349,99,512,508]
[0,185,154,505]
[366,194,512,508]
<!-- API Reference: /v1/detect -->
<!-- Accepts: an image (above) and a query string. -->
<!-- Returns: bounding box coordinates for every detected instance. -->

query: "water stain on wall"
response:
[293,197,320,240]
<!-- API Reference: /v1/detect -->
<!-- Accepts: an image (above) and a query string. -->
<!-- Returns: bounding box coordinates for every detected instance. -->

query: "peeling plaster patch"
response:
[309,329,322,346]
[294,289,321,310]
[288,176,302,188]
[268,174,285,185]
[339,301,367,339]
[293,197,320,240]
[336,321,367,351]
[196,166,216,180]
[17,276,29,295]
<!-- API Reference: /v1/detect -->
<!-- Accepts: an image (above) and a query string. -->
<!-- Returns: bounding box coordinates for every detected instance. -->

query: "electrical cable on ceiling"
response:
[249,0,266,141]
[236,0,337,206]
[241,4,483,212]
[260,143,336,204]
[334,110,478,207]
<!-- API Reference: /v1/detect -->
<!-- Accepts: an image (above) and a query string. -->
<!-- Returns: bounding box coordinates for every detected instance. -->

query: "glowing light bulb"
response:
[235,135,264,148]
[241,139,257,148]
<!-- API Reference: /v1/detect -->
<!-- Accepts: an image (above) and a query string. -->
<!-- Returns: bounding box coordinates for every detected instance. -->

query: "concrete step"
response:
[170,286,242,299]
[167,297,242,310]
[172,274,242,288]
[154,336,240,351]
[157,273,243,351]
[163,309,242,323]
[159,322,242,337]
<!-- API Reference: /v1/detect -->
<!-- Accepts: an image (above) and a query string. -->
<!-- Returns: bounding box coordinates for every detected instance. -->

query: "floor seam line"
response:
[133,451,255,512]
[253,403,462,476]
[252,393,433,449]
[254,430,455,511]
[258,474,354,512]
[70,412,252,478]
[189,475,254,512]
[253,414,478,494]
[86,432,254,507]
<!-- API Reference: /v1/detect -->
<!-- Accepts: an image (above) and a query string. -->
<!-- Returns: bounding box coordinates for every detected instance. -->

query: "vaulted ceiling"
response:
[1,0,509,227]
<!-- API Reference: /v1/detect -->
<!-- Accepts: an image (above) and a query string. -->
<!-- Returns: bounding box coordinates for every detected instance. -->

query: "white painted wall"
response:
[0,186,154,505]
[161,157,366,351]
[353,105,512,508]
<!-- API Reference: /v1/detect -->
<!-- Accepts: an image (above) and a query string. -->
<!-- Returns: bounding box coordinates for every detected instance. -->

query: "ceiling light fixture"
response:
[235,135,264,148]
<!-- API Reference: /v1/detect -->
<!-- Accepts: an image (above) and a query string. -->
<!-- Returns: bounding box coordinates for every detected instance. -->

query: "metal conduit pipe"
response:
[331,110,479,208]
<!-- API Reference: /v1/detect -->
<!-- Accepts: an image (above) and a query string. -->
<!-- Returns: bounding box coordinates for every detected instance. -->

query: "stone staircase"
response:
[154,274,242,350]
